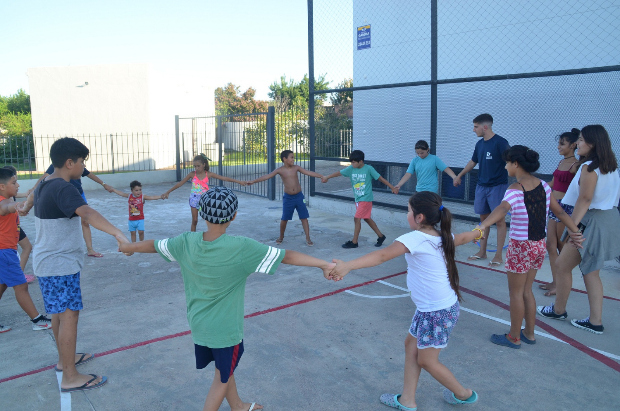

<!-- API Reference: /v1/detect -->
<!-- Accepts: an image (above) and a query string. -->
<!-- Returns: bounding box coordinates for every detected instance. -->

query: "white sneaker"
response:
[0,325,11,333]
[31,315,52,331]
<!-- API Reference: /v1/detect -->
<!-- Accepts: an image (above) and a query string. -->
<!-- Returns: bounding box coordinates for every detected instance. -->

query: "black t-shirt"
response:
[45,165,90,195]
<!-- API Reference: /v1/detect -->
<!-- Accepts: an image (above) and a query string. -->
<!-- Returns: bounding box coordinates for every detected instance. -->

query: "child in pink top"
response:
[475,146,580,349]
[163,154,248,232]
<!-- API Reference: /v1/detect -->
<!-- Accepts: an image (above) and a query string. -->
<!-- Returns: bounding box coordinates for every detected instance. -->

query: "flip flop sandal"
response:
[467,255,486,261]
[443,389,479,405]
[379,394,417,410]
[488,261,503,266]
[60,374,107,392]
[248,403,258,411]
[55,353,95,372]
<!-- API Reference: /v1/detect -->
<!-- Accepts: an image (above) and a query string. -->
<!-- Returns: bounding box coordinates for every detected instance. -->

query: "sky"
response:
[0,0,322,101]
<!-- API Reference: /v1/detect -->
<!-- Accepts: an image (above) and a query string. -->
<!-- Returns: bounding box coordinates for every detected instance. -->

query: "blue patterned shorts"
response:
[38,272,83,314]
[409,302,460,349]
[189,193,202,209]
[548,199,574,222]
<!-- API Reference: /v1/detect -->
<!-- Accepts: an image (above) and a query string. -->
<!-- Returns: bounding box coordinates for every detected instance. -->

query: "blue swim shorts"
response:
[195,340,244,383]
[474,184,508,215]
[38,272,83,314]
[281,192,309,221]
[128,219,145,232]
[409,302,460,349]
[0,248,27,287]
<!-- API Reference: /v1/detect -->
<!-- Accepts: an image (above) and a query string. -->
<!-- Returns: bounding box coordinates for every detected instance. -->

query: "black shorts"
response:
[18,227,26,242]
[195,340,244,383]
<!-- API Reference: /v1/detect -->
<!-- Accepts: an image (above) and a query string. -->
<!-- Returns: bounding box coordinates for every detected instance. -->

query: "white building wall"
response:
[28,64,214,172]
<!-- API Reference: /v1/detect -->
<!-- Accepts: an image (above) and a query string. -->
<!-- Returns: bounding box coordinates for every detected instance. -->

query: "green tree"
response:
[214,83,269,120]
[268,74,330,110]
[0,89,34,166]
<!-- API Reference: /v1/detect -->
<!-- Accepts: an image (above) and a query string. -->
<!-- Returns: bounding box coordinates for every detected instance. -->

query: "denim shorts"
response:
[474,184,508,215]
[0,248,27,287]
[195,340,244,383]
[128,219,145,232]
[409,302,460,349]
[38,272,83,314]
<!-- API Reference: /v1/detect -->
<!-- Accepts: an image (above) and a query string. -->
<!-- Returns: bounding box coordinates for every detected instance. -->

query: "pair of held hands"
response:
[472,224,585,248]
[320,260,352,282]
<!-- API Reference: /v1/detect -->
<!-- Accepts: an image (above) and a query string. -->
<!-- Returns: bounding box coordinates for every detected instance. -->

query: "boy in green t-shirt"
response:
[119,186,334,411]
[322,150,396,249]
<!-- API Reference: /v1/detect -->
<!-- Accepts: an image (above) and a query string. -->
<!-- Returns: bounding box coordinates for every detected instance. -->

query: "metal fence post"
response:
[267,106,276,200]
[175,115,181,181]
[307,0,316,197]
[110,134,115,173]
[430,0,438,156]
[217,116,223,184]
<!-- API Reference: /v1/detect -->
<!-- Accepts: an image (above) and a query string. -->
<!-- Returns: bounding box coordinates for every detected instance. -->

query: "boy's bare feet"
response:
[87,248,103,257]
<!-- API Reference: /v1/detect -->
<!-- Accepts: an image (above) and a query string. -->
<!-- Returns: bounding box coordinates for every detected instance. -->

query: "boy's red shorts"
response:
[354,201,372,219]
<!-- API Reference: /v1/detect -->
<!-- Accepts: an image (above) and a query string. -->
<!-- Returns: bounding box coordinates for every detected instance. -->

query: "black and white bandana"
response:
[198,186,238,224]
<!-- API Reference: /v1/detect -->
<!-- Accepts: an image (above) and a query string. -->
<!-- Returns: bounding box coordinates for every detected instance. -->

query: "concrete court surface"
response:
[1,182,619,411]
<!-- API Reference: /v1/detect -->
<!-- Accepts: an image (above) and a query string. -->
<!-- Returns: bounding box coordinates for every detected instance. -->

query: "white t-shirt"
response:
[562,161,620,210]
[396,231,458,312]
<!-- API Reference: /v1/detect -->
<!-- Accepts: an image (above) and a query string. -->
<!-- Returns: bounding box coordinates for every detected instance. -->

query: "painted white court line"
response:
[346,280,620,362]
[459,306,620,361]
[56,371,72,411]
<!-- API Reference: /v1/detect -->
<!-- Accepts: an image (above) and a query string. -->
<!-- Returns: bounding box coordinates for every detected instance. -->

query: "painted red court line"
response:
[459,286,620,372]
[0,271,406,385]
[457,259,620,302]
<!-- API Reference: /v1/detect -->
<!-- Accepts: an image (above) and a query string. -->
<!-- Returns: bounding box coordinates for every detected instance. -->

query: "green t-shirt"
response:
[155,232,285,348]
[340,164,381,202]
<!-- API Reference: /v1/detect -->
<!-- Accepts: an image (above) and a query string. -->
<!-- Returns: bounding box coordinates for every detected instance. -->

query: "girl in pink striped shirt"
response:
[475,146,580,349]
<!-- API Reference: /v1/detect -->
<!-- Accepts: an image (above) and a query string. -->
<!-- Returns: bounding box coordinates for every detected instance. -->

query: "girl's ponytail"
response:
[409,192,462,302]
[438,205,462,302]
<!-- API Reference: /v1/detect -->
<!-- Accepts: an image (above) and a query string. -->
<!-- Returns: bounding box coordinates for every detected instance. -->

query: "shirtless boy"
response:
[250,150,324,246]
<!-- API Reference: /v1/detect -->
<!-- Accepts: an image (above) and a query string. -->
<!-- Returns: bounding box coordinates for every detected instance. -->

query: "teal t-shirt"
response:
[155,232,285,348]
[340,164,381,202]
[406,154,447,193]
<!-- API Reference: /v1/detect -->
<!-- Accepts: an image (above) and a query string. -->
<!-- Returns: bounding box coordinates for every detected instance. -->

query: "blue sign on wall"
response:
[357,25,371,50]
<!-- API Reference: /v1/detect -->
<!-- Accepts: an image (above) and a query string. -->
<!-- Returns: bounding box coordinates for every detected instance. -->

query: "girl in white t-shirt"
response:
[331,191,480,410]
[475,146,579,349]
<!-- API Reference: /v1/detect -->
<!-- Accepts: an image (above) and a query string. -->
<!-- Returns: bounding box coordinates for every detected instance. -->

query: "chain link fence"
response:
[308,0,620,220]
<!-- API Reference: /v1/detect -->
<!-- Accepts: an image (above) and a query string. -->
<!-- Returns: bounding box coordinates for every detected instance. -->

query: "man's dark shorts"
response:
[195,341,244,383]
[474,184,508,215]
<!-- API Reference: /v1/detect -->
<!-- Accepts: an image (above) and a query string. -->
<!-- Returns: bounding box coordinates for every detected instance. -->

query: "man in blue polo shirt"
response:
[454,113,510,265]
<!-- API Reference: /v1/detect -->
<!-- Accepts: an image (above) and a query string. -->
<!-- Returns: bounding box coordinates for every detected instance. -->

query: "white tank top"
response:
[562,161,620,210]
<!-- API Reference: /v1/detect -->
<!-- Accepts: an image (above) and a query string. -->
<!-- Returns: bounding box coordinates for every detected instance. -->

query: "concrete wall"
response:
[351,0,620,173]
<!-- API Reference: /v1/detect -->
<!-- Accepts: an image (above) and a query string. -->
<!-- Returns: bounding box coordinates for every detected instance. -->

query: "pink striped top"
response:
[503,180,552,241]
